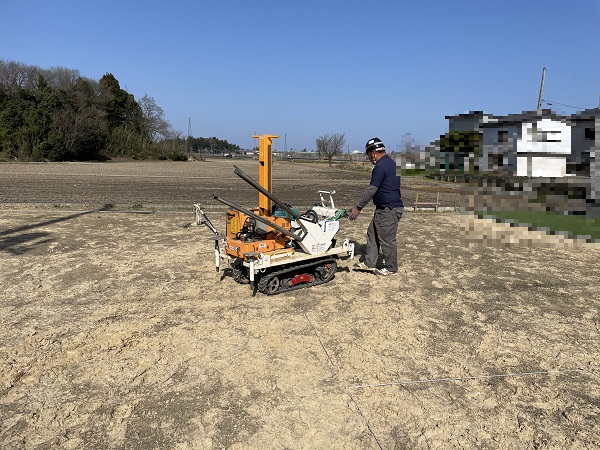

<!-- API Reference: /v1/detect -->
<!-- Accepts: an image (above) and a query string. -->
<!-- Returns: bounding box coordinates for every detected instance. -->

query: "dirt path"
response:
[0,162,598,449]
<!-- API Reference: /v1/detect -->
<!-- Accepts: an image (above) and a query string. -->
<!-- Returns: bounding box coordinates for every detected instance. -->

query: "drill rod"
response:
[233,165,308,234]
[213,194,304,242]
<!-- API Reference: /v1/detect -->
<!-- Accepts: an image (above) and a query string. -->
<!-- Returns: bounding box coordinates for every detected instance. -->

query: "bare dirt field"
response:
[0,159,459,212]
[0,160,598,449]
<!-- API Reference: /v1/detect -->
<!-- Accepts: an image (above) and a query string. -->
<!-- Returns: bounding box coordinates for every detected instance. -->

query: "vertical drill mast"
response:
[253,134,278,216]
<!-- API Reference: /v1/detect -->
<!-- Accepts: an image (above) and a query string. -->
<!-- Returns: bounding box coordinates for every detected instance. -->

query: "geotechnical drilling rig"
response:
[196,134,354,295]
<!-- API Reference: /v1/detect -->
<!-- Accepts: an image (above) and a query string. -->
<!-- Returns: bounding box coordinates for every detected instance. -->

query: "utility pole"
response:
[537,67,546,111]
[187,116,192,152]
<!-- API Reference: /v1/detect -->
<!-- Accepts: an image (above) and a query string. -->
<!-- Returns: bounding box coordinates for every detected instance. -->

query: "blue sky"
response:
[2,0,598,152]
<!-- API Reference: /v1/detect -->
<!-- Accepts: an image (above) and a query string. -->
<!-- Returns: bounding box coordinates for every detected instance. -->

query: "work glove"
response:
[349,207,361,220]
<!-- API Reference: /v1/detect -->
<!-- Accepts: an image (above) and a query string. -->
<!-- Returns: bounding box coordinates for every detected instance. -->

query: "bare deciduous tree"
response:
[0,60,85,94]
[42,66,81,91]
[316,132,346,167]
[0,60,39,93]
[139,94,171,148]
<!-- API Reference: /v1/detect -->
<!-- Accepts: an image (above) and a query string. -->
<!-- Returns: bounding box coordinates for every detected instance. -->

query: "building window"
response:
[498,130,508,142]
[536,130,561,142]
[585,128,595,140]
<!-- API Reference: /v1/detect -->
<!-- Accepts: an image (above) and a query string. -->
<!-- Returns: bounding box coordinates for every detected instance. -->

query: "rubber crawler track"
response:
[256,257,338,295]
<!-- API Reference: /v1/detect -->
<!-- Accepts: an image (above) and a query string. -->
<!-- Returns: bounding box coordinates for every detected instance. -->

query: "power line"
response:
[542,98,587,110]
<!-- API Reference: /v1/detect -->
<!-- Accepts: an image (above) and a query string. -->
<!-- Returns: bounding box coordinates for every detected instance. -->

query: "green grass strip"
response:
[474,210,600,241]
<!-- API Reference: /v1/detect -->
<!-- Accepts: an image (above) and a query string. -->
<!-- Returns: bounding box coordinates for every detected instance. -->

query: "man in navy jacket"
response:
[350,137,404,276]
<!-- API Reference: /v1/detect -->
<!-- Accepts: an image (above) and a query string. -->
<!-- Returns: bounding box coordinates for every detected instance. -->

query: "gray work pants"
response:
[364,207,403,272]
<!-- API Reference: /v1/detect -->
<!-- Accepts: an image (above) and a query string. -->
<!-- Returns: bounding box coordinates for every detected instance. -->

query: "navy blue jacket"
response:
[370,154,404,208]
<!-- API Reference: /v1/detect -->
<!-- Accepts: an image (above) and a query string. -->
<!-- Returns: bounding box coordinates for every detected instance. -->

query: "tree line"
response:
[0,60,188,161]
[0,60,359,164]
[187,136,242,154]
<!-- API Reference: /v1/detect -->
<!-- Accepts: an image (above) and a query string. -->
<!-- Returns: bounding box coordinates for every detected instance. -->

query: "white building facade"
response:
[480,110,571,177]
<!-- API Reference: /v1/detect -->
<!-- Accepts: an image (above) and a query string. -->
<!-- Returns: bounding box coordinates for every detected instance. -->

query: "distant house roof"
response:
[570,107,600,124]
[480,109,570,128]
[445,111,498,120]
[445,111,500,133]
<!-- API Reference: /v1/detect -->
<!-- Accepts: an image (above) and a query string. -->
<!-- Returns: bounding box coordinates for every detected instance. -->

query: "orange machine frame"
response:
[224,134,292,260]
[254,134,278,216]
